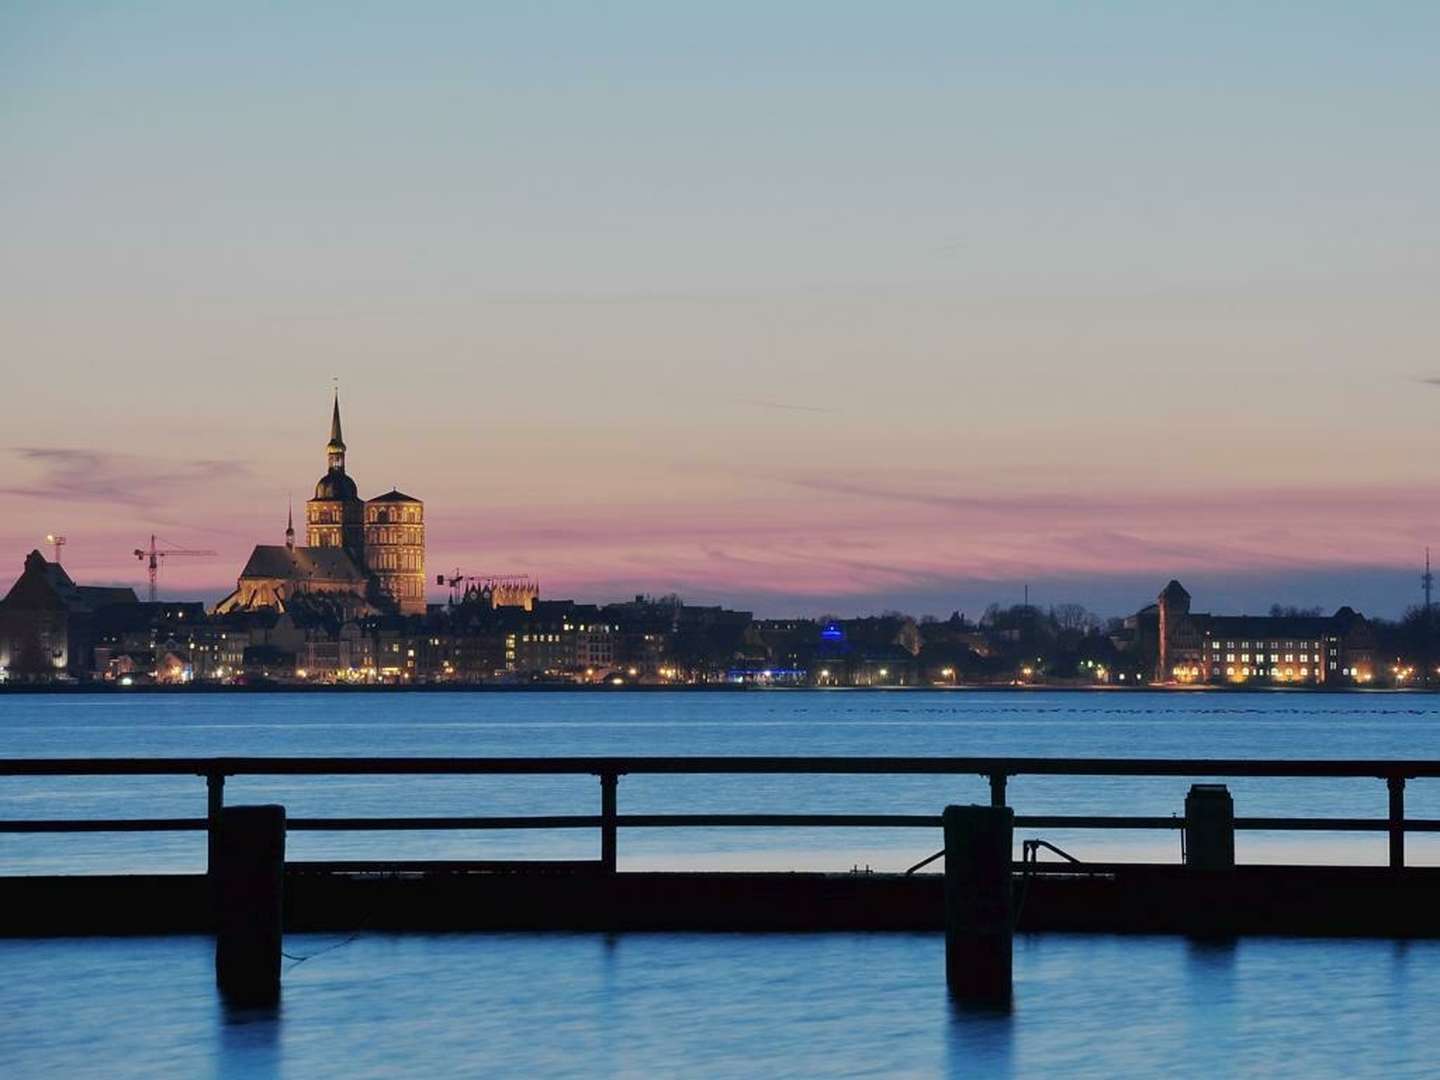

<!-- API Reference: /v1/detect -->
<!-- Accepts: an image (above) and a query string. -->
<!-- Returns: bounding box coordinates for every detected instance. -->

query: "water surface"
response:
[3,689,1440,871]
[3,691,1437,1077]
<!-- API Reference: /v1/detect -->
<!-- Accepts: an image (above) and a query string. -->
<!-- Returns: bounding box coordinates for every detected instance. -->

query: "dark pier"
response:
[4,755,1440,998]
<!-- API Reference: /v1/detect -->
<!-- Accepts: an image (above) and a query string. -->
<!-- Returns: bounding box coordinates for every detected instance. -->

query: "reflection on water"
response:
[1,932,1437,1078]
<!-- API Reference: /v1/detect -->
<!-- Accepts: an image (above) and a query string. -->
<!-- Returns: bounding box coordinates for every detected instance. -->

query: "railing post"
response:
[206,772,225,876]
[214,804,286,1006]
[1387,775,1406,870]
[988,772,1007,808]
[943,803,1014,1006]
[600,771,618,874]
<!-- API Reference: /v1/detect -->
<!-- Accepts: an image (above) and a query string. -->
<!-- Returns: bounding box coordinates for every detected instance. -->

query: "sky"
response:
[3,2,1439,618]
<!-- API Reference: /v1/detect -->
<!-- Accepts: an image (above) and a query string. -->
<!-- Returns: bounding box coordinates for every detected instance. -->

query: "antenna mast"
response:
[1424,548,1434,619]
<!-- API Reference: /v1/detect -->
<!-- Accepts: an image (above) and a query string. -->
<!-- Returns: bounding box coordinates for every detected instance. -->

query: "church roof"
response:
[239,544,366,582]
[368,488,421,504]
[1159,580,1191,603]
[1194,613,1343,638]
[313,470,360,501]
[0,551,137,612]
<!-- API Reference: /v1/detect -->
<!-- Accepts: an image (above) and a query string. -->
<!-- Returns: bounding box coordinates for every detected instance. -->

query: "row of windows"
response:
[309,507,360,524]
[1219,653,1314,663]
[1207,640,1323,650]
[369,551,423,571]
[366,507,422,524]
[1210,661,1341,677]
[365,527,423,546]
[1219,666,1313,677]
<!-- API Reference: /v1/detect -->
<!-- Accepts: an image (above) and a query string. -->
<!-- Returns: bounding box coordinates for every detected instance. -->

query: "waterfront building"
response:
[574,616,617,674]
[1153,580,1376,685]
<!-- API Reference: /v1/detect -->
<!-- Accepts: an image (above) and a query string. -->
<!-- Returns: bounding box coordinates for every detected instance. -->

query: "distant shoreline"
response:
[0,683,1430,695]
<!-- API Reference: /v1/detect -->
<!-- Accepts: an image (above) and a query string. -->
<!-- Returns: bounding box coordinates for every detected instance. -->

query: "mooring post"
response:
[205,771,225,877]
[1388,776,1406,870]
[599,771,618,874]
[943,803,1014,1004]
[213,804,286,1006]
[1183,784,1234,870]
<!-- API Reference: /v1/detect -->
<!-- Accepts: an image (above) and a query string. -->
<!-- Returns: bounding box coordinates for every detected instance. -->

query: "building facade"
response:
[1154,580,1376,685]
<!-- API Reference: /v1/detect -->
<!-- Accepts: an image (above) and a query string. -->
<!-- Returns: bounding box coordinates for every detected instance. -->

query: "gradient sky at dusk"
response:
[3,2,1439,617]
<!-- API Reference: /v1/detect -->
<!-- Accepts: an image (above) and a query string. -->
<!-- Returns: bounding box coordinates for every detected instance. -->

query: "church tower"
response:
[364,489,426,616]
[306,393,365,562]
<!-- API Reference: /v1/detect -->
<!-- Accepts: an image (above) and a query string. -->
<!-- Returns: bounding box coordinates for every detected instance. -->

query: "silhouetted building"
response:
[0,550,137,680]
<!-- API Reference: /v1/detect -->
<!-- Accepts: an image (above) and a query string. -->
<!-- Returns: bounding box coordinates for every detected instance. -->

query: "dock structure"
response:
[4,755,1440,996]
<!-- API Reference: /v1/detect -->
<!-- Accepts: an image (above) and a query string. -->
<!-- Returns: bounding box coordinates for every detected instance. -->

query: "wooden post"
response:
[600,772,618,874]
[205,772,225,877]
[1183,784,1234,870]
[213,805,286,1006]
[988,772,1007,808]
[943,803,1014,1004]
[1388,776,1406,870]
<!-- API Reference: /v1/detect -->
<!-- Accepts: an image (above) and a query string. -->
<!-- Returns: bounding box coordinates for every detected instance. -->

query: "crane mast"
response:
[132,534,216,602]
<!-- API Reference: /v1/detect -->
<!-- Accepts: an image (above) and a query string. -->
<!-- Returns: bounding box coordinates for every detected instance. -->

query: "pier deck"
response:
[6,863,1440,937]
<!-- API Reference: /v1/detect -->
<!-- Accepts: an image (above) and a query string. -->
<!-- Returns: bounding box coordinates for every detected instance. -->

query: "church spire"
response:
[326,391,346,472]
[285,497,295,549]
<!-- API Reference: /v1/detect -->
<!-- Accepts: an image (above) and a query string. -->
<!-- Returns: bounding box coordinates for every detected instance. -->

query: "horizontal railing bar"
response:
[1019,815,1182,829]
[1236,818,1440,832]
[0,818,208,833]
[290,816,602,831]
[3,756,1440,778]
[7,815,1440,834]
[617,814,939,827]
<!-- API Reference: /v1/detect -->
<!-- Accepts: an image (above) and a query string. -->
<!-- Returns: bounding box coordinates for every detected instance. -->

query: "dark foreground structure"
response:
[4,756,1440,1003]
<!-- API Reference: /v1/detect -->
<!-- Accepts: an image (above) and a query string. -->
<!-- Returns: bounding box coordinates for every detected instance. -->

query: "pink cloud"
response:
[5,463,1434,614]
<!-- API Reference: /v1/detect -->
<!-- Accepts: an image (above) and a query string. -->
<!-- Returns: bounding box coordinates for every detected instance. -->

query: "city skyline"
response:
[5,3,1440,617]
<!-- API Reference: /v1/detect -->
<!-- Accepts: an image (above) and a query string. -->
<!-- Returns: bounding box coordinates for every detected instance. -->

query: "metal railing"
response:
[0,756,1436,871]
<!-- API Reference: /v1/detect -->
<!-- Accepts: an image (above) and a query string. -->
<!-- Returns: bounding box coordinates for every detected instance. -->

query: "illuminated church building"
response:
[216,396,426,616]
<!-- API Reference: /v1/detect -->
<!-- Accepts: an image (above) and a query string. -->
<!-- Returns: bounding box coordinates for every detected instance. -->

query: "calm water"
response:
[3,690,1439,1077]
[2,932,1436,1078]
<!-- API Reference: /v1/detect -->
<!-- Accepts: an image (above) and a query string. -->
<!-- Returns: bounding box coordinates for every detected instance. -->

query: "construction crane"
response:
[133,534,216,603]
[44,534,66,565]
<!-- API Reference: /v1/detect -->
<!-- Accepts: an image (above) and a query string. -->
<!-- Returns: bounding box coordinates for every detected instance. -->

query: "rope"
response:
[281,930,363,968]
